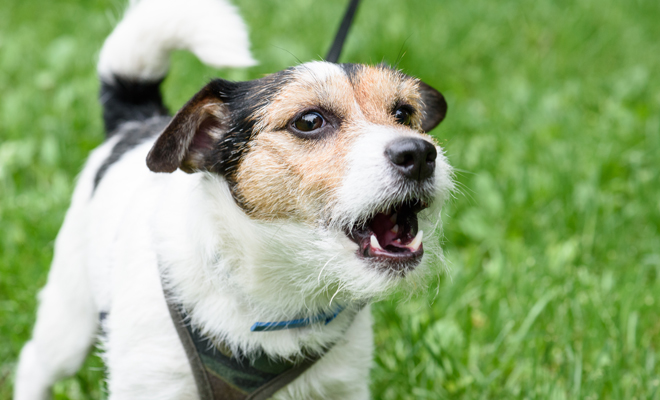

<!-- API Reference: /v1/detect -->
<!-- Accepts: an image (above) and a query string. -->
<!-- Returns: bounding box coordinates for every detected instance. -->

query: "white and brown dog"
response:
[14,0,453,399]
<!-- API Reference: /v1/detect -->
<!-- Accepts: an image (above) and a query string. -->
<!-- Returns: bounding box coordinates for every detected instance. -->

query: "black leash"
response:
[325,0,362,63]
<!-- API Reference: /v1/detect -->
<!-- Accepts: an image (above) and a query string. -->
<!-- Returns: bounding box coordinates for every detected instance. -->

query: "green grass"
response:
[1,0,659,398]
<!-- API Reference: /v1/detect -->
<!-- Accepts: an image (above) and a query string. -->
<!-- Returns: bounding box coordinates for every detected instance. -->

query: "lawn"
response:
[1,0,659,398]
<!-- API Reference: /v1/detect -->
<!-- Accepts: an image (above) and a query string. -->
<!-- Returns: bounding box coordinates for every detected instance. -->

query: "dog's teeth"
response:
[391,225,399,234]
[390,213,397,223]
[408,230,424,252]
[370,234,384,251]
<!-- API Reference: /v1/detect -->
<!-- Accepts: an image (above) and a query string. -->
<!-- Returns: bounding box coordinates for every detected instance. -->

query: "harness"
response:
[162,286,350,400]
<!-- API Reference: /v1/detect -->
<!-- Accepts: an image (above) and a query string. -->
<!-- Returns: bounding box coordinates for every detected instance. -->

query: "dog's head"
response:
[148,62,453,305]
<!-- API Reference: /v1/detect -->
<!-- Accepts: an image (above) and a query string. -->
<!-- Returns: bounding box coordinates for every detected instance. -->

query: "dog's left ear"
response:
[147,81,230,173]
[418,81,448,132]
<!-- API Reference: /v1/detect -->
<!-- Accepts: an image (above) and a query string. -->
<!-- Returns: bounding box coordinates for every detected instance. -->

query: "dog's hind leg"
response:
[14,207,98,400]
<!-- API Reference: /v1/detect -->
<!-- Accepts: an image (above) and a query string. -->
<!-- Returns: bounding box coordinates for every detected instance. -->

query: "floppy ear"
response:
[147,82,229,173]
[418,81,448,132]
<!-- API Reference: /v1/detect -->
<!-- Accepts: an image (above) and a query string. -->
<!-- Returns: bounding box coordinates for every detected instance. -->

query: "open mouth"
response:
[346,199,428,270]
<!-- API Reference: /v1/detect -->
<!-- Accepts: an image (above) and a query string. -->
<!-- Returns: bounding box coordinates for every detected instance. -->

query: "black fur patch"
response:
[206,70,293,181]
[417,81,447,132]
[340,63,363,86]
[100,76,169,136]
[94,116,171,191]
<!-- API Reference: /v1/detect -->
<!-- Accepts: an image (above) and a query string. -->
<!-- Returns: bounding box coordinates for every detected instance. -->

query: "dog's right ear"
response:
[147,81,231,174]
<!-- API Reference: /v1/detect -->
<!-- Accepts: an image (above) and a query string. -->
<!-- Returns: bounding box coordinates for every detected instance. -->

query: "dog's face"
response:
[147,62,453,304]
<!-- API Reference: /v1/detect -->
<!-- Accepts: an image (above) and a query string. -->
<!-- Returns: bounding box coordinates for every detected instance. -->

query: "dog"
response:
[14,0,453,398]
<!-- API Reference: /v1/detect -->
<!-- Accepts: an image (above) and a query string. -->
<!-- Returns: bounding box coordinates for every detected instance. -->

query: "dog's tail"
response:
[97,0,256,135]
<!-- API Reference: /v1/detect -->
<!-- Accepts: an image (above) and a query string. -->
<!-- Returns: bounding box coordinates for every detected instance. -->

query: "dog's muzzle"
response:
[343,137,439,273]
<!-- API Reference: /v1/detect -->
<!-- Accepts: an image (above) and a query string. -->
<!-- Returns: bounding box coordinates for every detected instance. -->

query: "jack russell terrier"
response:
[14,0,453,398]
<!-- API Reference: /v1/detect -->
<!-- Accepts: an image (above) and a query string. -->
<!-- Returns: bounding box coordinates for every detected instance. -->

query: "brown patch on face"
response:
[234,128,358,222]
[349,66,424,130]
[232,63,435,224]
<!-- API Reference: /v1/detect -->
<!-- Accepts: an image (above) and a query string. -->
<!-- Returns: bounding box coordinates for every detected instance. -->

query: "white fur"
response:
[14,136,119,400]
[15,135,377,399]
[333,123,454,229]
[14,1,453,399]
[293,61,346,84]
[98,0,256,81]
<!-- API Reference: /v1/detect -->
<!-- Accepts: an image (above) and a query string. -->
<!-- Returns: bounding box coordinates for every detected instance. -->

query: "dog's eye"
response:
[393,106,413,126]
[293,112,324,132]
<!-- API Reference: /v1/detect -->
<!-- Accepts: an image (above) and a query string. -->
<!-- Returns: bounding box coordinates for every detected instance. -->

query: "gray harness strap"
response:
[163,290,215,400]
[244,358,319,400]
[162,285,330,400]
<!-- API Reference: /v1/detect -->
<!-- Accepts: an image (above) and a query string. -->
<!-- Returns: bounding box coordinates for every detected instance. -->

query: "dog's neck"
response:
[152,173,366,358]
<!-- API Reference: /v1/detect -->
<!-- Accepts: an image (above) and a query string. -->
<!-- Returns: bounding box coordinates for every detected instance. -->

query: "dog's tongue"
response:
[370,212,398,247]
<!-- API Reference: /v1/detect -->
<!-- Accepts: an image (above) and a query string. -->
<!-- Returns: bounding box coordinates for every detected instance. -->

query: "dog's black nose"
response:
[386,138,437,181]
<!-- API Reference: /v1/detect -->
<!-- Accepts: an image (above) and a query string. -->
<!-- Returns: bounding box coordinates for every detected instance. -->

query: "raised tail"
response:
[97,0,256,135]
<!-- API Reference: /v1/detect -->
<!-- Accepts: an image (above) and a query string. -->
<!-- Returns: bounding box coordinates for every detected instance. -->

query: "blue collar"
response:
[250,305,345,332]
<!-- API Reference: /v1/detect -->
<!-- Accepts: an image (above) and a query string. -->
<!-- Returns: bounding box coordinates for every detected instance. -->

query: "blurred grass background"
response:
[1,0,659,398]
